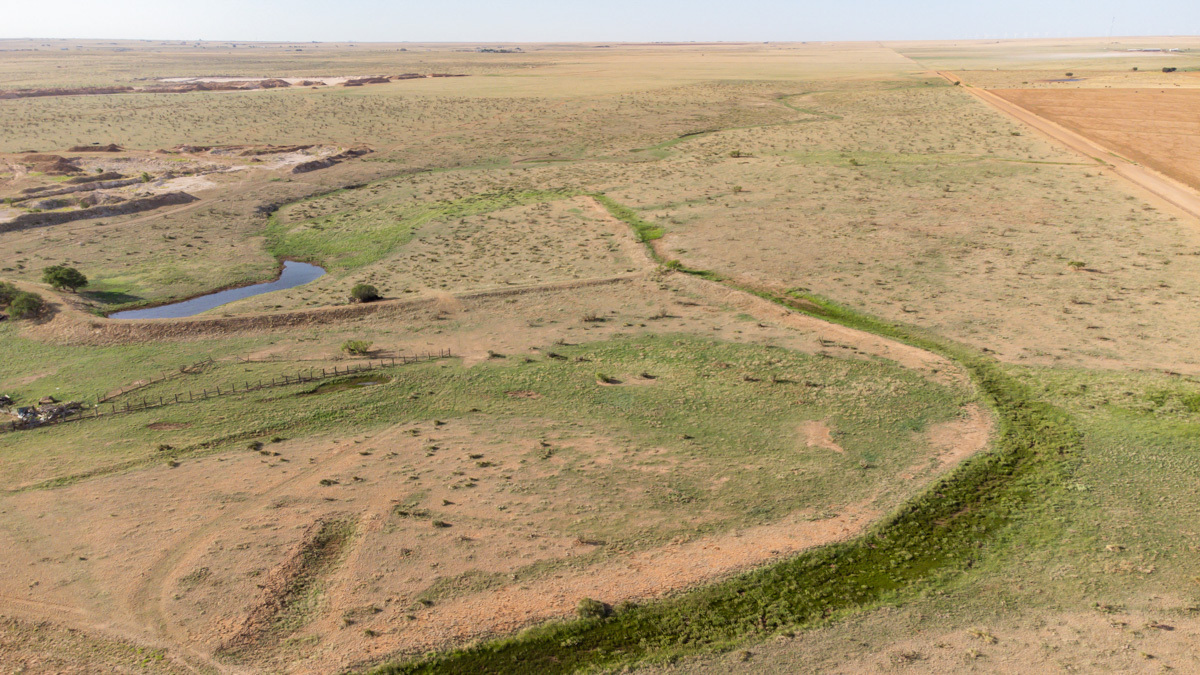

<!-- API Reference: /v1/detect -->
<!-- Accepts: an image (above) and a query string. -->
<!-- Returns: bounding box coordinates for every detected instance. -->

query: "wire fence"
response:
[98,357,215,403]
[1,350,451,434]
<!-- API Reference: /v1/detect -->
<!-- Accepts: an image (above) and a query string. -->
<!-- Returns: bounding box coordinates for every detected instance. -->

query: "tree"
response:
[42,265,88,292]
[8,292,44,319]
[350,283,380,303]
[0,281,17,307]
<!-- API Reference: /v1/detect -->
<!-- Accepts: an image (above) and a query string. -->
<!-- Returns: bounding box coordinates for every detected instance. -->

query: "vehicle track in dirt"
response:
[126,434,380,674]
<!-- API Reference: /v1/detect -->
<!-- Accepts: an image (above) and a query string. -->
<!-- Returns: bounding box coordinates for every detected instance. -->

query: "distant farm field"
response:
[991,88,1200,191]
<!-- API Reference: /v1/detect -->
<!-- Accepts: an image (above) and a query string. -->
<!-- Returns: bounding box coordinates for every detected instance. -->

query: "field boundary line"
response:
[937,71,1200,222]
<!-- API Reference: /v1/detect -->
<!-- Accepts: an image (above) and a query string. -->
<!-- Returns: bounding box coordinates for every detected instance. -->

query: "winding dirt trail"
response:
[936,71,1200,221]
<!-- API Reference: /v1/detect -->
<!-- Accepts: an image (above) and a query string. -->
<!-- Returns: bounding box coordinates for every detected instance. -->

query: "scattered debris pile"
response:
[21,154,81,175]
[2,395,85,430]
[68,144,124,152]
[343,77,391,87]
[236,144,315,156]
[167,143,315,157]
[17,176,144,201]
[292,145,373,174]
[0,74,467,100]
[0,192,198,233]
[0,86,135,100]
[66,171,125,183]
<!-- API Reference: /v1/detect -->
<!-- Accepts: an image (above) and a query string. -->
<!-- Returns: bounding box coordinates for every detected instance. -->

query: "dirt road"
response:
[936,71,1200,222]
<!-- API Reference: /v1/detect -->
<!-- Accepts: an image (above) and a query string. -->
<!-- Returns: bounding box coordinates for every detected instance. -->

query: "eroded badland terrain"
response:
[2,37,1200,673]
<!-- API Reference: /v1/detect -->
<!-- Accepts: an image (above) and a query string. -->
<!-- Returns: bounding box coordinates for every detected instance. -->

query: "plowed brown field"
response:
[990,88,1200,191]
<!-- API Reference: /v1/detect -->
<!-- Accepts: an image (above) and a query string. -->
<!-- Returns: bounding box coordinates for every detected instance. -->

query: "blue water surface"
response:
[110,261,326,319]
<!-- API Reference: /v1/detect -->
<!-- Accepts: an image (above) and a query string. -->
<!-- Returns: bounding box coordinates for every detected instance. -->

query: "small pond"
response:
[109,261,326,320]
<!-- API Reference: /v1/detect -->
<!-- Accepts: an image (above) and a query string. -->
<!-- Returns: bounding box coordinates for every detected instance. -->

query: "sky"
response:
[2,0,1198,43]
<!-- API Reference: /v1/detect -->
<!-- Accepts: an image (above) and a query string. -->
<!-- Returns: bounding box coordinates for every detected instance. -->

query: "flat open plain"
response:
[2,37,1200,673]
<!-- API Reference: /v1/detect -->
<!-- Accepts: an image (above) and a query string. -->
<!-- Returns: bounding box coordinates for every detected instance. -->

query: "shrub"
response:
[576,597,610,619]
[41,265,87,292]
[1163,67,1177,73]
[342,339,373,355]
[350,283,380,303]
[8,292,44,319]
[0,281,17,307]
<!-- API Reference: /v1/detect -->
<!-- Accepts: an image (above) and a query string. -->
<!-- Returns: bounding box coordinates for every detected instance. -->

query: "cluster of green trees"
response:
[0,265,88,320]
[0,281,42,319]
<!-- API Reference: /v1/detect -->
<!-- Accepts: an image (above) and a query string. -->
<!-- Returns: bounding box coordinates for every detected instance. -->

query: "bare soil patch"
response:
[802,420,844,453]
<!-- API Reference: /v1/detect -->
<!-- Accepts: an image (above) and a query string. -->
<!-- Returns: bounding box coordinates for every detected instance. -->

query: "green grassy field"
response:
[1,330,965,508]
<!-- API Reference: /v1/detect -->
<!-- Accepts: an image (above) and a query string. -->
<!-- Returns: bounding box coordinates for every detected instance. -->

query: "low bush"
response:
[350,283,381,303]
[8,292,44,319]
[0,281,17,307]
[342,339,373,355]
[576,598,610,619]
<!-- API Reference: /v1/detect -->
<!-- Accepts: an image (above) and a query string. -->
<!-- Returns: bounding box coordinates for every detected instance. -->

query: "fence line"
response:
[98,357,215,403]
[2,350,451,434]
